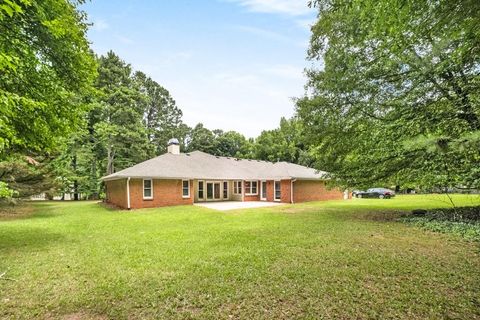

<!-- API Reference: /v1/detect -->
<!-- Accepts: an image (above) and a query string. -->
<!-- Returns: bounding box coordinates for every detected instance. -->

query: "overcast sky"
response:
[82,0,316,137]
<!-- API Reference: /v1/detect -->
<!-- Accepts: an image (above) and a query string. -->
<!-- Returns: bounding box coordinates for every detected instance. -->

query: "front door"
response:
[260,181,267,200]
[206,182,221,201]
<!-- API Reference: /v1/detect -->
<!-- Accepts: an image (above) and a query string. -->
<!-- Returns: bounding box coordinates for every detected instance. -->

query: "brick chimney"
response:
[167,138,180,155]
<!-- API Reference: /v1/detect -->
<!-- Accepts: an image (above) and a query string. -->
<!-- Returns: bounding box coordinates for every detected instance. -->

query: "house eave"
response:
[102,175,328,182]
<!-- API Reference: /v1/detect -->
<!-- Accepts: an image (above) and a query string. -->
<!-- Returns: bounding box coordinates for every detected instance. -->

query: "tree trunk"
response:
[106,145,115,175]
[91,157,98,199]
[73,155,79,201]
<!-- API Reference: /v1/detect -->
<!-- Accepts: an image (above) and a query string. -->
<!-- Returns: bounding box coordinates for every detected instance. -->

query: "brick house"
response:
[102,139,345,209]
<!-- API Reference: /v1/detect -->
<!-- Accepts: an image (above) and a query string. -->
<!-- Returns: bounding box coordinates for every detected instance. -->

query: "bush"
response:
[0,181,16,198]
[421,206,479,222]
[403,206,480,241]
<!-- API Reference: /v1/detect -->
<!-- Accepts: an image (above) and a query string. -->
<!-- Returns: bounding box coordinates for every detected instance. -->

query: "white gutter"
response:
[291,178,297,204]
[126,177,131,209]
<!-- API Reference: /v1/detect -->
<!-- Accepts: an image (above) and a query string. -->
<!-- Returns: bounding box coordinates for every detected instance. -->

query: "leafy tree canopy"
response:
[298,0,480,189]
[255,117,312,165]
[0,0,97,157]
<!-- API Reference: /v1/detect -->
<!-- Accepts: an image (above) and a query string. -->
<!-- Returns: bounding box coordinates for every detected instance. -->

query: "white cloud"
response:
[91,19,109,31]
[227,0,312,16]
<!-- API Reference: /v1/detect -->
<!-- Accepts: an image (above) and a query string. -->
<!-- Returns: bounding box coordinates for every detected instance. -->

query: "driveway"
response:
[194,201,284,211]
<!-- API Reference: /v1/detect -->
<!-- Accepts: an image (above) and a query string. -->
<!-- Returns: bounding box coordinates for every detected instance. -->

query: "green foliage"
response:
[50,129,100,199]
[184,118,312,162]
[185,124,254,158]
[298,0,480,189]
[0,181,15,198]
[255,117,313,165]
[93,51,153,174]
[0,155,57,198]
[406,219,480,241]
[185,123,215,154]
[0,0,97,156]
[134,71,184,156]
[403,206,480,241]
[49,51,195,198]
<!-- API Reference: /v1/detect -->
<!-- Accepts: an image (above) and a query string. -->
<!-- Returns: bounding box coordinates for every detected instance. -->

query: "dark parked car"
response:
[352,190,364,197]
[354,188,395,199]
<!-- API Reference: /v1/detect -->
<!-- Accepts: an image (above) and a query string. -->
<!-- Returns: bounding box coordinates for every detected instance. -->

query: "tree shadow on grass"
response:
[0,202,69,222]
[334,208,410,222]
[0,225,65,253]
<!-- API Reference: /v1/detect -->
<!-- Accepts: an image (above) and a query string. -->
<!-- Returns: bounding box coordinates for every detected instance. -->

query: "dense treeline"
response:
[57,51,310,199]
[297,0,480,190]
[0,0,307,200]
[0,0,96,200]
[3,0,475,200]
[2,47,307,199]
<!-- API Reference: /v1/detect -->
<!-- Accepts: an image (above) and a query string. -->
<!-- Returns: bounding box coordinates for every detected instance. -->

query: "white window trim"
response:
[182,179,190,198]
[223,181,229,199]
[143,179,153,200]
[206,181,222,200]
[233,181,242,195]
[245,180,258,196]
[198,180,204,200]
[274,180,281,202]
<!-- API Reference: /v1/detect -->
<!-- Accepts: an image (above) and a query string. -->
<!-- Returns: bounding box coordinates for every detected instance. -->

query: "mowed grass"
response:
[1,195,479,319]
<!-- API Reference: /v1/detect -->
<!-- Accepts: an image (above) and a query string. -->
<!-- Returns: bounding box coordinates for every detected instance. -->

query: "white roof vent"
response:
[167,138,180,154]
[168,138,179,146]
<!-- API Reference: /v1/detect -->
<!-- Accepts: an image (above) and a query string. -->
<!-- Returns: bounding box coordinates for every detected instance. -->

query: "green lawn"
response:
[1,195,479,319]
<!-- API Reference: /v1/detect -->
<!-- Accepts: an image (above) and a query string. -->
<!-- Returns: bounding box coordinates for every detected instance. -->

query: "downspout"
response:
[291,178,297,204]
[126,177,131,210]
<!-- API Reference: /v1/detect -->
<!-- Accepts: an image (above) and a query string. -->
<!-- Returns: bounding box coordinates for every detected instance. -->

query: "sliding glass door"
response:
[206,182,221,201]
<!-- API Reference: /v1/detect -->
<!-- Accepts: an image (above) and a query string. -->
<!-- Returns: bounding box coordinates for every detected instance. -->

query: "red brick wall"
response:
[264,181,271,201]
[129,179,194,209]
[105,179,128,209]
[293,180,343,203]
[280,179,292,203]
[105,178,343,208]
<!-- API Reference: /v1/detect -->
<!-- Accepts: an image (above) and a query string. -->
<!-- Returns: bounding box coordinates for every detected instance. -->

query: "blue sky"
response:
[82,0,316,137]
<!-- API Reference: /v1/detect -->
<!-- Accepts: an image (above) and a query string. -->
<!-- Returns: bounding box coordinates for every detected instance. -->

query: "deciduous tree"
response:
[0,0,96,156]
[298,0,480,189]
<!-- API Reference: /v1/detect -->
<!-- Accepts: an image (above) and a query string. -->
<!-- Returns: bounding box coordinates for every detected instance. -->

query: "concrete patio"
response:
[194,201,284,211]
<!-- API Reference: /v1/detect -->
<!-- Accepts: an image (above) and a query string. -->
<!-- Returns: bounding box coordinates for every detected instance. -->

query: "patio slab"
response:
[194,201,284,211]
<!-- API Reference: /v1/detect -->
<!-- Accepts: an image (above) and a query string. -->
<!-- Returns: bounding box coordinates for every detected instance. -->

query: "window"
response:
[233,181,242,194]
[245,180,258,195]
[223,181,228,199]
[182,180,190,198]
[198,181,204,200]
[274,181,281,201]
[143,179,153,199]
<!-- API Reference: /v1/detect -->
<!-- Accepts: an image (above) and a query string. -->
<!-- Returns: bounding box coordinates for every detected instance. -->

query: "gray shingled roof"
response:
[101,151,328,181]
